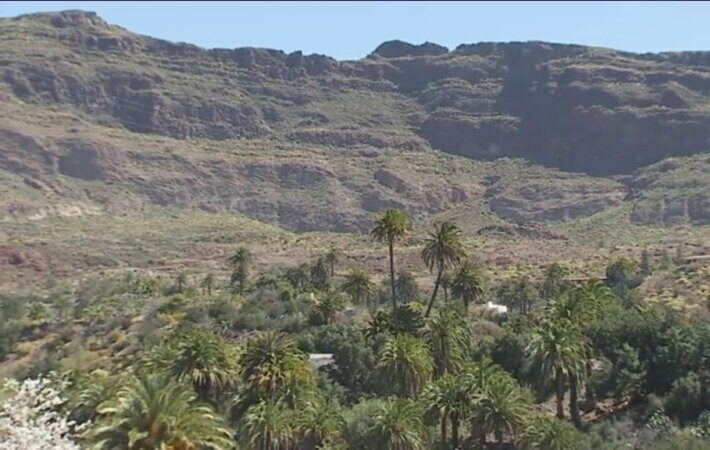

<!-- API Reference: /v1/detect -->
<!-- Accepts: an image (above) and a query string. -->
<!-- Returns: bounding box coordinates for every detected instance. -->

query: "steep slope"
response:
[1,10,709,284]
[2,10,710,175]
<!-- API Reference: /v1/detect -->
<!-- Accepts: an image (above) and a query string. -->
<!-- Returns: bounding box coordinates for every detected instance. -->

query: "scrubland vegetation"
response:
[1,209,708,449]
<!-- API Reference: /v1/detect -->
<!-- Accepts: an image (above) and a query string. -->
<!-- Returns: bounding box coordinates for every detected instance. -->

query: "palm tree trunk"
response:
[389,241,398,329]
[330,261,334,277]
[555,372,565,420]
[425,265,444,317]
[441,412,448,446]
[451,413,460,449]
[570,374,582,429]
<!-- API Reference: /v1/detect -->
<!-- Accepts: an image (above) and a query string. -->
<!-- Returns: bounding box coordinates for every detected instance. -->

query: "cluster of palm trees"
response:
[60,208,622,450]
[370,301,585,449]
[355,209,485,321]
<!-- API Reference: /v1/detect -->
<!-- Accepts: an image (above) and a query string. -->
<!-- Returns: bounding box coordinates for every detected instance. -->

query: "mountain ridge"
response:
[0,9,709,238]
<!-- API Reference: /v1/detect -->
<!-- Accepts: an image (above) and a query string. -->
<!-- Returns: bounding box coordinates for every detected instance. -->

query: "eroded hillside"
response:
[1,10,709,284]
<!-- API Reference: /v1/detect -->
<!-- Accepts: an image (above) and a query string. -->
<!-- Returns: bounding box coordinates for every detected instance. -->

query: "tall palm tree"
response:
[229,247,252,295]
[240,331,314,403]
[546,281,613,427]
[451,261,486,309]
[421,222,467,318]
[377,334,433,398]
[423,373,469,448]
[520,415,581,450]
[368,398,427,450]
[371,209,412,328]
[422,306,471,377]
[528,320,586,423]
[341,268,376,310]
[90,374,234,450]
[143,327,240,402]
[242,399,295,450]
[323,247,342,277]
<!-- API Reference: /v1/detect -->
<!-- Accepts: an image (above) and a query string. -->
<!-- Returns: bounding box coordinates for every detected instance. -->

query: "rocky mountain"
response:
[1,9,709,240]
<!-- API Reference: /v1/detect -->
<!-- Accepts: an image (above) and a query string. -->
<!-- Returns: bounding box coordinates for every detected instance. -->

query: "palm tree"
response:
[311,257,330,290]
[423,374,469,448]
[242,399,295,450]
[395,272,419,302]
[451,261,486,309]
[240,331,314,403]
[541,263,568,301]
[298,399,344,448]
[520,415,581,450]
[143,327,240,402]
[341,268,376,310]
[201,273,216,295]
[285,264,310,290]
[53,294,74,321]
[422,306,471,377]
[310,292,346,325]
[368,398,426,450]
[323,247,342,277]
[421,222,467,317]
[175,272,189,293]
[470,372,531,446]
[377,334,433,398]
[528,320,586,424]
[546,281,613,427]
[371,209,412,328]
[229,247,252,295]
[91,374,234,450]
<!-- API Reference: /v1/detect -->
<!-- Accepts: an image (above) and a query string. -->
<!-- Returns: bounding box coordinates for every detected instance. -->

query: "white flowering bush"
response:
[0,375,82,449]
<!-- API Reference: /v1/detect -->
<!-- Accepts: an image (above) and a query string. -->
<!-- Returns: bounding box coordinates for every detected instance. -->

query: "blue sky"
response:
[1,1,708,59]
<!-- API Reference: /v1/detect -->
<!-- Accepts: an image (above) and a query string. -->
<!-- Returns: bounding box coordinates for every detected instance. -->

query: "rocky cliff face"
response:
[3,11,710,175]
[1,10,709,232]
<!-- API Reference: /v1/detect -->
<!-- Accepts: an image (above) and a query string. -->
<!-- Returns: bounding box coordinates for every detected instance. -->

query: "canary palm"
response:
[323,247,342,277]
[143,327,240,401]
[240,331,314,402]
[451,261,486,309]
[528,320,586,422]
[422,306,471,377]
[470,372,531,445]
[377,334,433,398]
[242,399,296,450]
[368,398,427,450]
[341,268,376,310]
[520,415,581,450]
[421,222,467,317]
[311,292,346,325]
[298,399,345,448]
[90,374,234,450]
[423,373,469,448]
[541,263,568,301]
[201,273,216,295]
[371,209,412,327]
[229,246,252,295]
